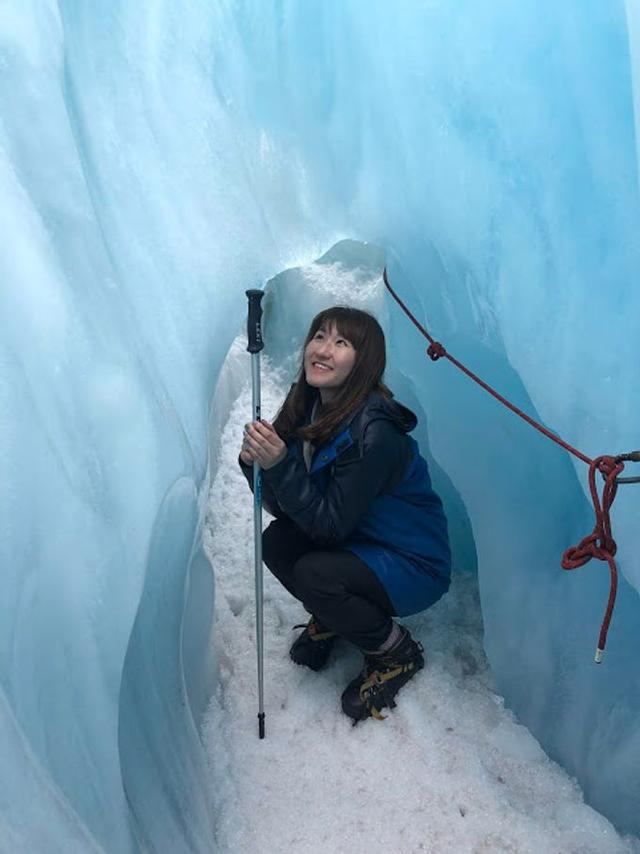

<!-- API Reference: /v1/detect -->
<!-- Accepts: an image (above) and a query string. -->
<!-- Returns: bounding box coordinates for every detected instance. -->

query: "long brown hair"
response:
[273,306,392,445]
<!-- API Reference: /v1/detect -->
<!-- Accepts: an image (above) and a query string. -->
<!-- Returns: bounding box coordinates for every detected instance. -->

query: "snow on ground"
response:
[202,373,639,854]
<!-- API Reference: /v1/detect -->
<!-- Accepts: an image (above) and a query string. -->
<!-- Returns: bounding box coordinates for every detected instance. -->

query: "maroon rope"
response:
[561,455,623,660]
[383,267,628,661]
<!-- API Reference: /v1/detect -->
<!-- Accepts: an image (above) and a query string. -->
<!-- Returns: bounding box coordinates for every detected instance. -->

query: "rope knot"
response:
[562,454,623,658]
[427,341,446,361]
[597,456,620,480]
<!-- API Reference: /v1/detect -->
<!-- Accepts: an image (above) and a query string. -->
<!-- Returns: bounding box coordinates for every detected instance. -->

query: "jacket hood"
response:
[350,390,417,435]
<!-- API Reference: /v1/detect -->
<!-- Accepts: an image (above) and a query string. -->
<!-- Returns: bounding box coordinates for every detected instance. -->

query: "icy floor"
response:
[202,377,639,854]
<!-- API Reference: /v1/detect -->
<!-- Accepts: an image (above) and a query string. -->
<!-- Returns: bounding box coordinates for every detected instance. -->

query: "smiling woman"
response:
[239,306,452,722]
[304,323,357,401]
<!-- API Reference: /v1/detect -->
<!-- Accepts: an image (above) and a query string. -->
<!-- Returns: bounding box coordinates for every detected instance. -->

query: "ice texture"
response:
[1,1,639,851]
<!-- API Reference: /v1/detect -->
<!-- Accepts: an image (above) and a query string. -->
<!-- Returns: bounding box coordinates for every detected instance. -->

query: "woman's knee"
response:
[261,518,290,567]
[292,552,338,600]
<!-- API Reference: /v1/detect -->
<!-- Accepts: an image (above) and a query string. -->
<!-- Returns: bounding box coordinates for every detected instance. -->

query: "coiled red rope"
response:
[383,267,638,662]
[561,455,623,662]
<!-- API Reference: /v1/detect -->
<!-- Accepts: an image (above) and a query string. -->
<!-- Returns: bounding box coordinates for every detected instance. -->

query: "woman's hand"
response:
[241,420,287,470]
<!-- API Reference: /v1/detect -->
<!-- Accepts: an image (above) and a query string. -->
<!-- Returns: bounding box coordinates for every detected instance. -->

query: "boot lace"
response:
[292,617,335,642]
[358,639,424,720]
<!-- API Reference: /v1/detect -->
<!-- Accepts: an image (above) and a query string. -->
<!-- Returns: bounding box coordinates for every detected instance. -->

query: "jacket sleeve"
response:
[261,420,409,546]
[238,456,287,519]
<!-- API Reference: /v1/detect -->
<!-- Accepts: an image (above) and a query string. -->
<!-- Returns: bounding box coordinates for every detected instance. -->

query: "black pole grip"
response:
[246,289,264,354]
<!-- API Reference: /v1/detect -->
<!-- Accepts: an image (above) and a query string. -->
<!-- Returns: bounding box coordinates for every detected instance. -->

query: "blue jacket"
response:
[241,391,451,616]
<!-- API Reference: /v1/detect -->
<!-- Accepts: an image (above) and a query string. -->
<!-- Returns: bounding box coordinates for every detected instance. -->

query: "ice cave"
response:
[1,2,639,852]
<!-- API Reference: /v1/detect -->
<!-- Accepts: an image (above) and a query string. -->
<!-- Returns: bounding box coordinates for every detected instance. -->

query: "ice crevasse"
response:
[0,1,639,851]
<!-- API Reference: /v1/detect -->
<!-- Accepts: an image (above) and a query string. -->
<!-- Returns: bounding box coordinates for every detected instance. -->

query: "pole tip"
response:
[594,648,604,664]
[258,713,265,739]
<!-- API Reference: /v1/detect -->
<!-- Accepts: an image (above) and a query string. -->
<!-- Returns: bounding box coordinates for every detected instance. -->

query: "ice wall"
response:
[1,1,638,850]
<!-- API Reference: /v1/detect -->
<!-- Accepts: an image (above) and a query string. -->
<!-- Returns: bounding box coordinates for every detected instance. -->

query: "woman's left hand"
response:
[242,420,287,470]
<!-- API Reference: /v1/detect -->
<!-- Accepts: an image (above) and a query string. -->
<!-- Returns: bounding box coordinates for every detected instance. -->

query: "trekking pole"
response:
[245,289,266,739]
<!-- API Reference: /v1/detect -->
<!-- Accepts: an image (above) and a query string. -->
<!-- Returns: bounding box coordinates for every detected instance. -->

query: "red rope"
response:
[561,456,623,661]
[383,267,629,661]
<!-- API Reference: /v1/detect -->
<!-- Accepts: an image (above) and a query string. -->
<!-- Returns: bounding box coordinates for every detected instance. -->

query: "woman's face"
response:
[304,322,357,402]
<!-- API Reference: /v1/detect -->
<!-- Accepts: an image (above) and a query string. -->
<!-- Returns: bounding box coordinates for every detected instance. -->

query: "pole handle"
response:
[246,290,264,354]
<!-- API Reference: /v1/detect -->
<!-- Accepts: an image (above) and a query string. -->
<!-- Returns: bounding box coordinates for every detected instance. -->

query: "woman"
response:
[239,306,451,722]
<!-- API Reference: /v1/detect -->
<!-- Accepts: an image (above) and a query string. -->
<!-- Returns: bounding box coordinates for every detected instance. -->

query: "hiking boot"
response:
[289,616,338,671]
[341,626,424,722]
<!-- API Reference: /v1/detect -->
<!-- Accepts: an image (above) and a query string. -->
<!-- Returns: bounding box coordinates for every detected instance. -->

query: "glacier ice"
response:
[1,0,639,851]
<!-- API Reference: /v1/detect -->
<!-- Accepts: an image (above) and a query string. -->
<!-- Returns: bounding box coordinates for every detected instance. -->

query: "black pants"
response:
[262,517,396,650]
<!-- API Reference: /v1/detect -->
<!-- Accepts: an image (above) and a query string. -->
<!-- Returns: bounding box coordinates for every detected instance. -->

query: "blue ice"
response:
[0,1,638,851]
